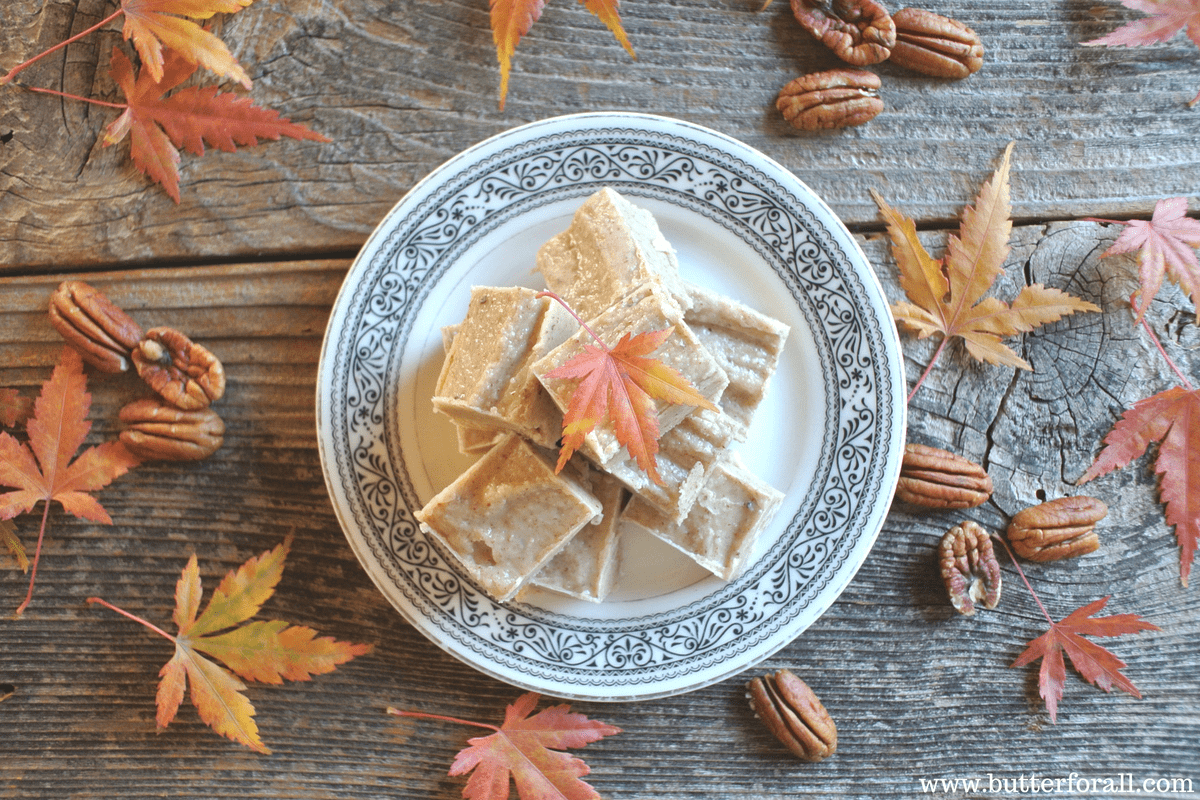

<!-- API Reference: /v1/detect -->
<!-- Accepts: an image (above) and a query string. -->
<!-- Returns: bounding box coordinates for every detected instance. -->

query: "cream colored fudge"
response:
[415,434,602,603]
[440,324,503,455]
[532,283,729,468]
[537,188,691,321]
[529,469,626,602]
[603,406,739,523]
[619,452,784,581]
[433,287,573,449]
[684,282,790,439]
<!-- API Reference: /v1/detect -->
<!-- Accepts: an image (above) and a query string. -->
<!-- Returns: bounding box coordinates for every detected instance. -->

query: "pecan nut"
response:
[790,0,896,66]
[132,327,226,411]
[746,669,837,762]
[48,281,145,373]
[778,69,883,131]
[119,397,225,461]
[939,520,1001,615]
[1007,496,1106,562]
[894,443,993,509]
[890,8,984,79]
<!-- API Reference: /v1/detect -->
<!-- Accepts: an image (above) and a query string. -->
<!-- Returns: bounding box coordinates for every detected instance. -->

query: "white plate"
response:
[316,112,906,701]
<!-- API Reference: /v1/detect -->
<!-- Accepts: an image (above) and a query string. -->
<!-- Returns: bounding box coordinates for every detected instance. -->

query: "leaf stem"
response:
[386,706,500,732]
[1,8,125,85]
[13,500,51,617]
[907,337,947,403]
[11,84,126,109]
[537,290,610,352]
[992,534,1055,628]
[86,596,178,643]
[1129,293,1193,390]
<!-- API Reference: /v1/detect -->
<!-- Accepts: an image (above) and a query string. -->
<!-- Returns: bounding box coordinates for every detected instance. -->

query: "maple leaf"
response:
[0,388,33,429]
[1010,596,1160,722]
[1079,384,1200,586]
[1083,0,1200,105]
[539,292,717,486]
[103,47,330,203]
[872,143,1101,401]
[88,535,373,753]
[1087,198,1200,322]
[1,519,27,573]
[0,347,141,616]
[389,692,621,800]
[490,0,635,110]
[122,0,257,89]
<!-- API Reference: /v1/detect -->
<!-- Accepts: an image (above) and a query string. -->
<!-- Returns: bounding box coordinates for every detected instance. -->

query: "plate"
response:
[316,112,906,701]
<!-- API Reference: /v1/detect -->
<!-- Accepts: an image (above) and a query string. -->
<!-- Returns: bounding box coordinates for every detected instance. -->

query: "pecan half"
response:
[746,669,837,762]
[48,281,145,373]
[132,327,226,411]
[890,8,983,79]
[119,397,225,461]
[778,69,883,131]
[790,0,896,66]
[894,443,993,509]
[939,520,1001,615]
[1007,496,1106,562]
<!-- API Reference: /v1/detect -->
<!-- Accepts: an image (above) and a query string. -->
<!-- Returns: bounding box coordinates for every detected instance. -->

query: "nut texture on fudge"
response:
[529,469,627,602]
[415,434,602,603]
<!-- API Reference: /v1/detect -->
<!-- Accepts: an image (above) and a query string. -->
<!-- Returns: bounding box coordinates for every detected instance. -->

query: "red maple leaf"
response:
[1088,198,1200,322]
[1079,384,1200,586]
[103,47,330,203]
[539,293,717,486]
[1083,0,1200,104]
[390,692,621,800]
[0,347,141,615]
[1010,596,1160,722]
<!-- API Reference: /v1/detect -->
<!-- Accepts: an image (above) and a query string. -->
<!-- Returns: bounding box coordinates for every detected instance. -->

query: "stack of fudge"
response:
[415,188,791,604]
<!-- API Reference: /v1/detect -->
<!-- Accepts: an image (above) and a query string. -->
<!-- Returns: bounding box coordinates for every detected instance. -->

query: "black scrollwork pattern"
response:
[322,117,900,695]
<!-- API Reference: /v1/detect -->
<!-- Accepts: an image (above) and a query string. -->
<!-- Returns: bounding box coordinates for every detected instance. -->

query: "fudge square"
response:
[531,282,729,468]
[619,452,784,581]
[432,286,573,450]
[414,434,602,603]
[537,187,692,322]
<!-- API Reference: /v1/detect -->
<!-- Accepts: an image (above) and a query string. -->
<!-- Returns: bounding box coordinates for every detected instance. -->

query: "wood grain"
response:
[1,222,1196,798]
[3,0,1199,271]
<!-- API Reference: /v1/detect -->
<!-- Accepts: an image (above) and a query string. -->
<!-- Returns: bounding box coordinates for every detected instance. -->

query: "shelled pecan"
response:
[119,397,225,461]
[894,443,993,509]
[133,327,226,411]
[890,8,984,79]
[790,0,896,65]
[1007,496,1106,562]
[778,69,883,131]
[48,281,144,373]
[746,669,837,762]
[939,520,1001,615]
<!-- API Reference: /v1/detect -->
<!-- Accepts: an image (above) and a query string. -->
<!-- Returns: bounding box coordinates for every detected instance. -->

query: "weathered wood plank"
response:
[1,227,1196,798]
[3,0,1199,271]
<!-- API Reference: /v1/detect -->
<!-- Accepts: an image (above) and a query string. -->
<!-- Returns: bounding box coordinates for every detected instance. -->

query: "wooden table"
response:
[3,1,1199,797]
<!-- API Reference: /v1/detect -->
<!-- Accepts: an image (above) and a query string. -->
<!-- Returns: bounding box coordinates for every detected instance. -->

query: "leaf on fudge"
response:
[543,320,716,487]
[1010,596,1159,722]
[389,691,621,800]
[88,535,373,752]
[872,143,1101,399]
[1087,198,1200,322]
[1078,384,1200,586]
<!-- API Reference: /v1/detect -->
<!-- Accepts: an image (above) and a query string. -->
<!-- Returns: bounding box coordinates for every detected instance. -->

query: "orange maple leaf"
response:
[1078,384,1200,586]
[1010,596,1159,722]
[490,0,635,110]
[0,388,32,429]
[390,692,621,800]
[122,0,258,89]
[0,347,141,615]
[103,47,330,203]
[88,535,373,753]
[539,292,717,485]
[872,143,1101,400]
